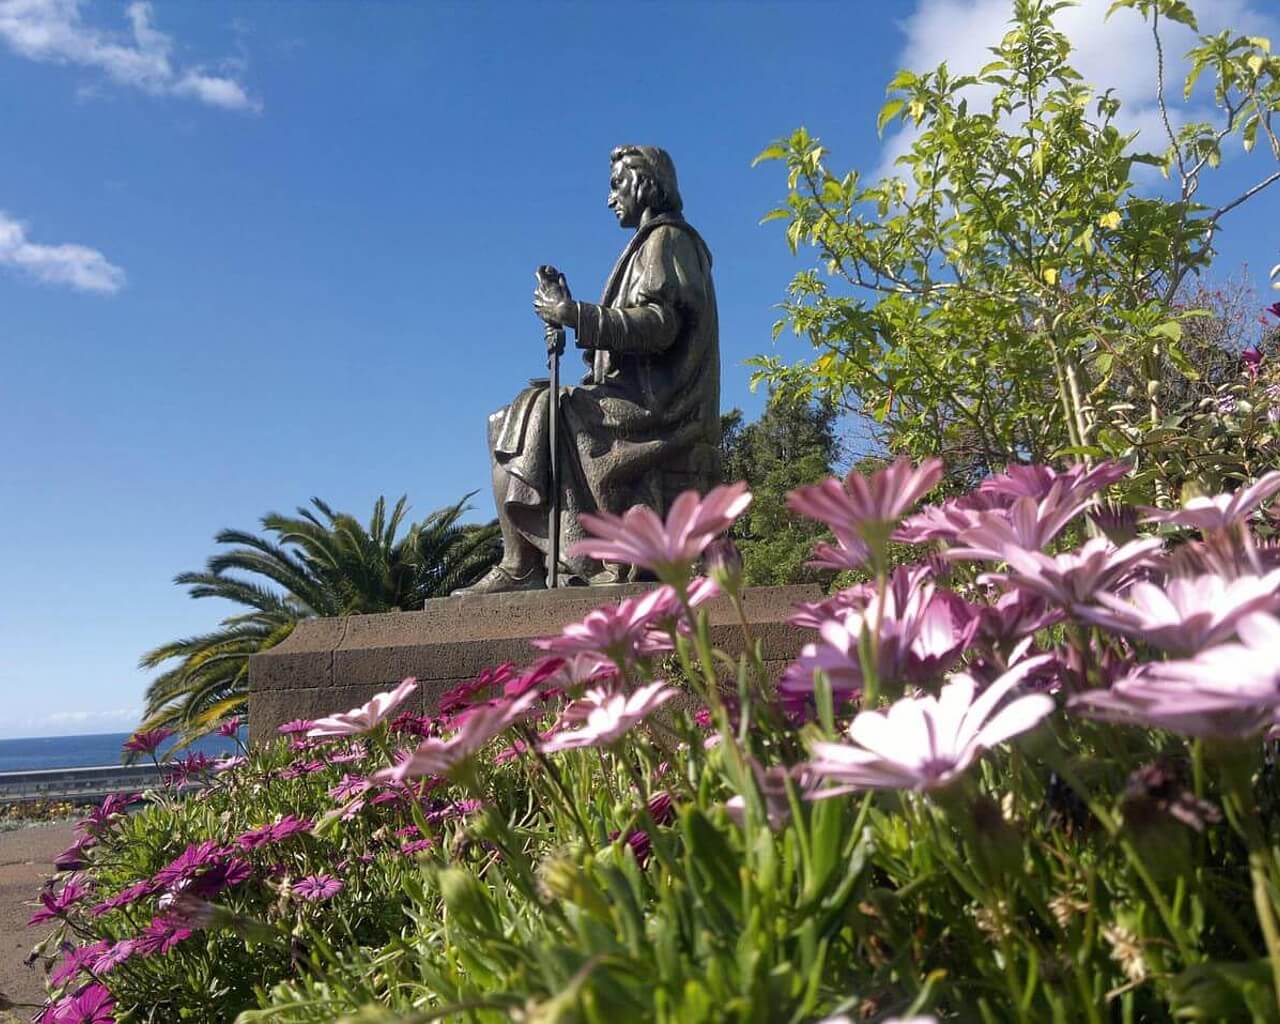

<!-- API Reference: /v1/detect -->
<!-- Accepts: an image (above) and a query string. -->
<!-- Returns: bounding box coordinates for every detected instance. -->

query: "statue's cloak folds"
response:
[488,213,720,575]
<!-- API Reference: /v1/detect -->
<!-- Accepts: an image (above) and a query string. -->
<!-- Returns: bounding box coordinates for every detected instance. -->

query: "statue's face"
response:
[607,162,642,229]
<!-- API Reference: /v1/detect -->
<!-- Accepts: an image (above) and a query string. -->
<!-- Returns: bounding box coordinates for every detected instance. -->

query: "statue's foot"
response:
[588,564,631,586]
[452,564,546,596]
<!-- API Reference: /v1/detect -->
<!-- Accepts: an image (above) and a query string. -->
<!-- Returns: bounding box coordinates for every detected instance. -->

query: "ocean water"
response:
[0,732,241,774]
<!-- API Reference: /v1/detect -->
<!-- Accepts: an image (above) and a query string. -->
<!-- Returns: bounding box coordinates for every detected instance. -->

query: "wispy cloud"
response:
[0,210,125,293]
[879,0,1277,178]
[0,0,260,112]
[0,706,141,738]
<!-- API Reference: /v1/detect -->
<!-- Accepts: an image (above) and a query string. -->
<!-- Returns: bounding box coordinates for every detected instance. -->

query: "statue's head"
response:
[608,145,682,228]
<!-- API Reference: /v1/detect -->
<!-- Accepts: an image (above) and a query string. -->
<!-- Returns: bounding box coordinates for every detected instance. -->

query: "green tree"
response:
[752,0,1280,499]
[138,495,500,741]
[721,394,842,585]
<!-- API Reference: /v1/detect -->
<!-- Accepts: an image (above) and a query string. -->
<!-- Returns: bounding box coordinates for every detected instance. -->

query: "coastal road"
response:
[0,824,73,1017]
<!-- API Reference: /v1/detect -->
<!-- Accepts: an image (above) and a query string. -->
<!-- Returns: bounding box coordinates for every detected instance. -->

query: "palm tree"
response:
[137,494,500,742]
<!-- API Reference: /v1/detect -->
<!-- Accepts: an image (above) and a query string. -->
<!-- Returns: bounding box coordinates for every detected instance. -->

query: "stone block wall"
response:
[247,584,821,743]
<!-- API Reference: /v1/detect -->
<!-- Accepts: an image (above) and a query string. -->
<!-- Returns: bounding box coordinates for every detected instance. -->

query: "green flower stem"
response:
[1214,744,1280,1010]
[861,566,889,708]
[519,726,593,850]
[1042,745,1196,962]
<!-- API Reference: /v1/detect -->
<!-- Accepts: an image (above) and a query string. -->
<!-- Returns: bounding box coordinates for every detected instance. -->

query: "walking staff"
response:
[536,266,569,589]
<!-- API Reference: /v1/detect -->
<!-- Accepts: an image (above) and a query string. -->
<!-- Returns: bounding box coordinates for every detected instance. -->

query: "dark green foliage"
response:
[138,495,500,741]
[720,395,841,586]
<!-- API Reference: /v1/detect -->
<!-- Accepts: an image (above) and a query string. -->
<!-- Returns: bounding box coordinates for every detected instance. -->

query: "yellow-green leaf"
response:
[877,98,906,136]
[1098,210,1122,230]
[750,144,786,167]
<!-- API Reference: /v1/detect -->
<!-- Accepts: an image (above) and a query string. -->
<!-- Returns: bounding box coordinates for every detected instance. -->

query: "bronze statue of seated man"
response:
[458,145,721,594]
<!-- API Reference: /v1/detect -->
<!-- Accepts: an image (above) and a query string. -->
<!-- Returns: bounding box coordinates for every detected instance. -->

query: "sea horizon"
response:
[0,730,240,774]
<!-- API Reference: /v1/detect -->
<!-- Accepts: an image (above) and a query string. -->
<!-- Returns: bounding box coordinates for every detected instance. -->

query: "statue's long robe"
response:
[488,212,720,577]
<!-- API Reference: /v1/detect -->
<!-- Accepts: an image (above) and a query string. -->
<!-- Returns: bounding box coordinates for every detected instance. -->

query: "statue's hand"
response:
[534,265,577,328]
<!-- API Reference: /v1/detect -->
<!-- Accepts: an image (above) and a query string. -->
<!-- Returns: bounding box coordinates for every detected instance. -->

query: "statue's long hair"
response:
[610,145,683,215]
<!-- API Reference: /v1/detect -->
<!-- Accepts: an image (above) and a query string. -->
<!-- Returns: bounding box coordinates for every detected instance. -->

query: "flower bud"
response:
[703,538,744,595]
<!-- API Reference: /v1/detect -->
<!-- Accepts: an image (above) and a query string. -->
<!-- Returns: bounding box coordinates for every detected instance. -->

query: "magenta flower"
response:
[123,728,172,755]
[307,677,418,737]
[48,942,106,987]
[136,915,194,957]
[439,664,518,714]
[976,461,1128,507]
[212,755,247,774]
[1141,471,1280,533]
[47,982,115,1024]
[90,880,156,917]
[373,691,539,781]
[805,527,872,571]
[804,657,1056,793]
[533,587,673,667]
[28,880,90,926]
[54,834,94,872]
[151,841,226,887]
[570,482,752,582]
[189,858,252,898]
[80,793,131,835]
[400,838,434,856]
[1072,613,1280,738]
[1079,571,1280,655]
[328,774,372,800]
[977,537,1162,610]
[781,567,979,697]
[277,719,316,735]
[1243,345,1264,376]
[788,457,943,554]
[216,716,242,738]
[91,940,136,974]
[977,589,1063,646]
[540,681,679,752]
[233,816,311,852]
[647,790,676,826]
[946,493,1094,563]
[501,657,568,698]
[294,875,344,901]
[901,462,1126,548]
[895,499,988,545]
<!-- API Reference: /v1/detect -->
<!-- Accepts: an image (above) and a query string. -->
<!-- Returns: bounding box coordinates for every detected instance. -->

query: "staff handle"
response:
[546,323,565,589]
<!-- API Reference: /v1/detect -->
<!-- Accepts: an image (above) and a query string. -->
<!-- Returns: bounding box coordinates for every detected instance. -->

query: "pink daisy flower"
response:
[570,482,752,583]
[373,691,539,781]
[540,681,679,752]
[294,875,344,901]
[803,657,1056,793]
[308,677,419,737]
[788,458,943,551]
[1141,470,1280,532]
[533,587,673,667]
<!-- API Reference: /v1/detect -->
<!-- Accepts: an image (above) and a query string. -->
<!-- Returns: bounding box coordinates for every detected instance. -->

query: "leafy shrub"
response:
[30,464,1280,1022]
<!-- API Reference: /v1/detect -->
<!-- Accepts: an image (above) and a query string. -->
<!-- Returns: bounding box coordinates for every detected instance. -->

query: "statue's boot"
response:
[452,564,546,596]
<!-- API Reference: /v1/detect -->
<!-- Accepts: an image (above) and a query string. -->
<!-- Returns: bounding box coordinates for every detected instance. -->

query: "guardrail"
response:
[0,764,166,804]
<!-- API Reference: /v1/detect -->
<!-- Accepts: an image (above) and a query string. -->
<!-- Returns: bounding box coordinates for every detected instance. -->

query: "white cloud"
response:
[0,210,125,293]
[880,0,1278,177]
[0,706,141,738]
[0,0,260,111]
[43,707,139,727]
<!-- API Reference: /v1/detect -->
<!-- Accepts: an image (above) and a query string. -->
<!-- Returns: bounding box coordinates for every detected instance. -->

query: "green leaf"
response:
[759,208,791,225]
[751,144,787,167]
[1148,320,1183,342]
[877,98,906,136]
[1166,342,1201,381]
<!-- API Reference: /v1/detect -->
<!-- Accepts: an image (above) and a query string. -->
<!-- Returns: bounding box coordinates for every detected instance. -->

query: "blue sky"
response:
[1,0,1277,738]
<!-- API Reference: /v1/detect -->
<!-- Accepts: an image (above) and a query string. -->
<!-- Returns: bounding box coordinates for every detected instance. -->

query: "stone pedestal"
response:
[247,584,821,744]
